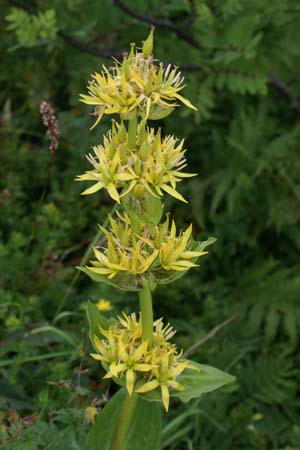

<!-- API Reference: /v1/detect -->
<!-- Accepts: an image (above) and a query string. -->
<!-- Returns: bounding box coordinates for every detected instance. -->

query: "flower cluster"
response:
[76,121,196,203]
[85,212,207,281]
[77,30,219,419]
[80,29,196,128]
[91,313,196,411]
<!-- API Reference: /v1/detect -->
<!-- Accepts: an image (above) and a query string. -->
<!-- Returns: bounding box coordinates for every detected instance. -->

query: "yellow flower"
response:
[84,406,98,424]
[158,220,208,271]
[91,313,153,395]
[138,216,208,272]
[86,212,158,279]
[106,340,152,395]
[90,313,194,408]
[76,122,137,203]
[76,121,196,204]
[129,126,196,203]
[80,30,197,128]
[96,299,112,312]
[135,349,191,412]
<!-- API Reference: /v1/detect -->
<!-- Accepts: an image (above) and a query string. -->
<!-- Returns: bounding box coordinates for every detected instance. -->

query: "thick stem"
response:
[110,393,138,450]
[127,113,138,150]
[138,280,153,344]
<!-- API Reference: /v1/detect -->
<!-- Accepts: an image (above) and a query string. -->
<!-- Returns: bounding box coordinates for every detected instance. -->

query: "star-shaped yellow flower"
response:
[90,313,196,407]
[86,213,158,279]
[80,29,197,128]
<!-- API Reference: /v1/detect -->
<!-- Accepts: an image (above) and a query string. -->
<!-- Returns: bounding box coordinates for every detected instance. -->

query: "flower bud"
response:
[121,58,130,80]
[129,42,135,59]
[137,123,147,145]
[118,121,127,142]
[134,158,142,176]
[140,141,150,160]
[142,27,154,58]
[132,184,145,198]
[145,77,153,96]
[119,142,127,163]
[108,140,115,158]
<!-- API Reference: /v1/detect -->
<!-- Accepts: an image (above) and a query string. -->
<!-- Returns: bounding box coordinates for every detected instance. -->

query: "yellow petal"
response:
[107,183,120,203]
[90,353,105,361]
[172,171,197,178]
[135,379,159,393]
[79,94,101,105]
[76,172,99,181]
[133,341,148,361]
[182,251,208,258]
[110,362,126,377]
[161,184,187,203]
[86,267,113,275]
[81,181,104,195]
[171,260,198,268]
[139,250,159,273]
[116,172,137,181]
[174,93,197,111]
[119,179,137,198]
[90,109,104,130]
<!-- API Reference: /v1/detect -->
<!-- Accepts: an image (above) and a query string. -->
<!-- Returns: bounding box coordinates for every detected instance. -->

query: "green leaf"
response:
[142,361,235,405]
[77,266,120,288]
[173,362,236,402]
[77,266,138,292]
[122,189,163,225]
[86,389,162,450]
[86,301,110,349]
[193,236,217,252]
[5,7,57,48]
[29,325,77,347]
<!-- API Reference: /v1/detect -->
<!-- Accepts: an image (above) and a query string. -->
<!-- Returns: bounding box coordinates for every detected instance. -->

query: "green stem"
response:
[138,280,153,344]
[110,393,138,450]
[128,113,137,150]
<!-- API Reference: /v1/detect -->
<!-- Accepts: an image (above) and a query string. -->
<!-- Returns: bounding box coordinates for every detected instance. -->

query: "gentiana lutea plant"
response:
[76,29,235,450]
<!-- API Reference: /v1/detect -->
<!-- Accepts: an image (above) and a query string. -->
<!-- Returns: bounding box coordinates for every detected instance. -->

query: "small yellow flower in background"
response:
[80,29,196,129]
[84,406,98,424]
[76,121,196,204]
[90,313,196,410]
[96,299,112,312]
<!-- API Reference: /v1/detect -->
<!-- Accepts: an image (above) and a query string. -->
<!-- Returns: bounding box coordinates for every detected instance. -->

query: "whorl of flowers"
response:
[76,121,196,203]
[85,213,207,281]
[91,313,197,411]
[80,28,196,129]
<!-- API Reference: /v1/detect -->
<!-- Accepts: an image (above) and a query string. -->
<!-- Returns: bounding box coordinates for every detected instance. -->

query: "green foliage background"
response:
[1,1,300,449]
